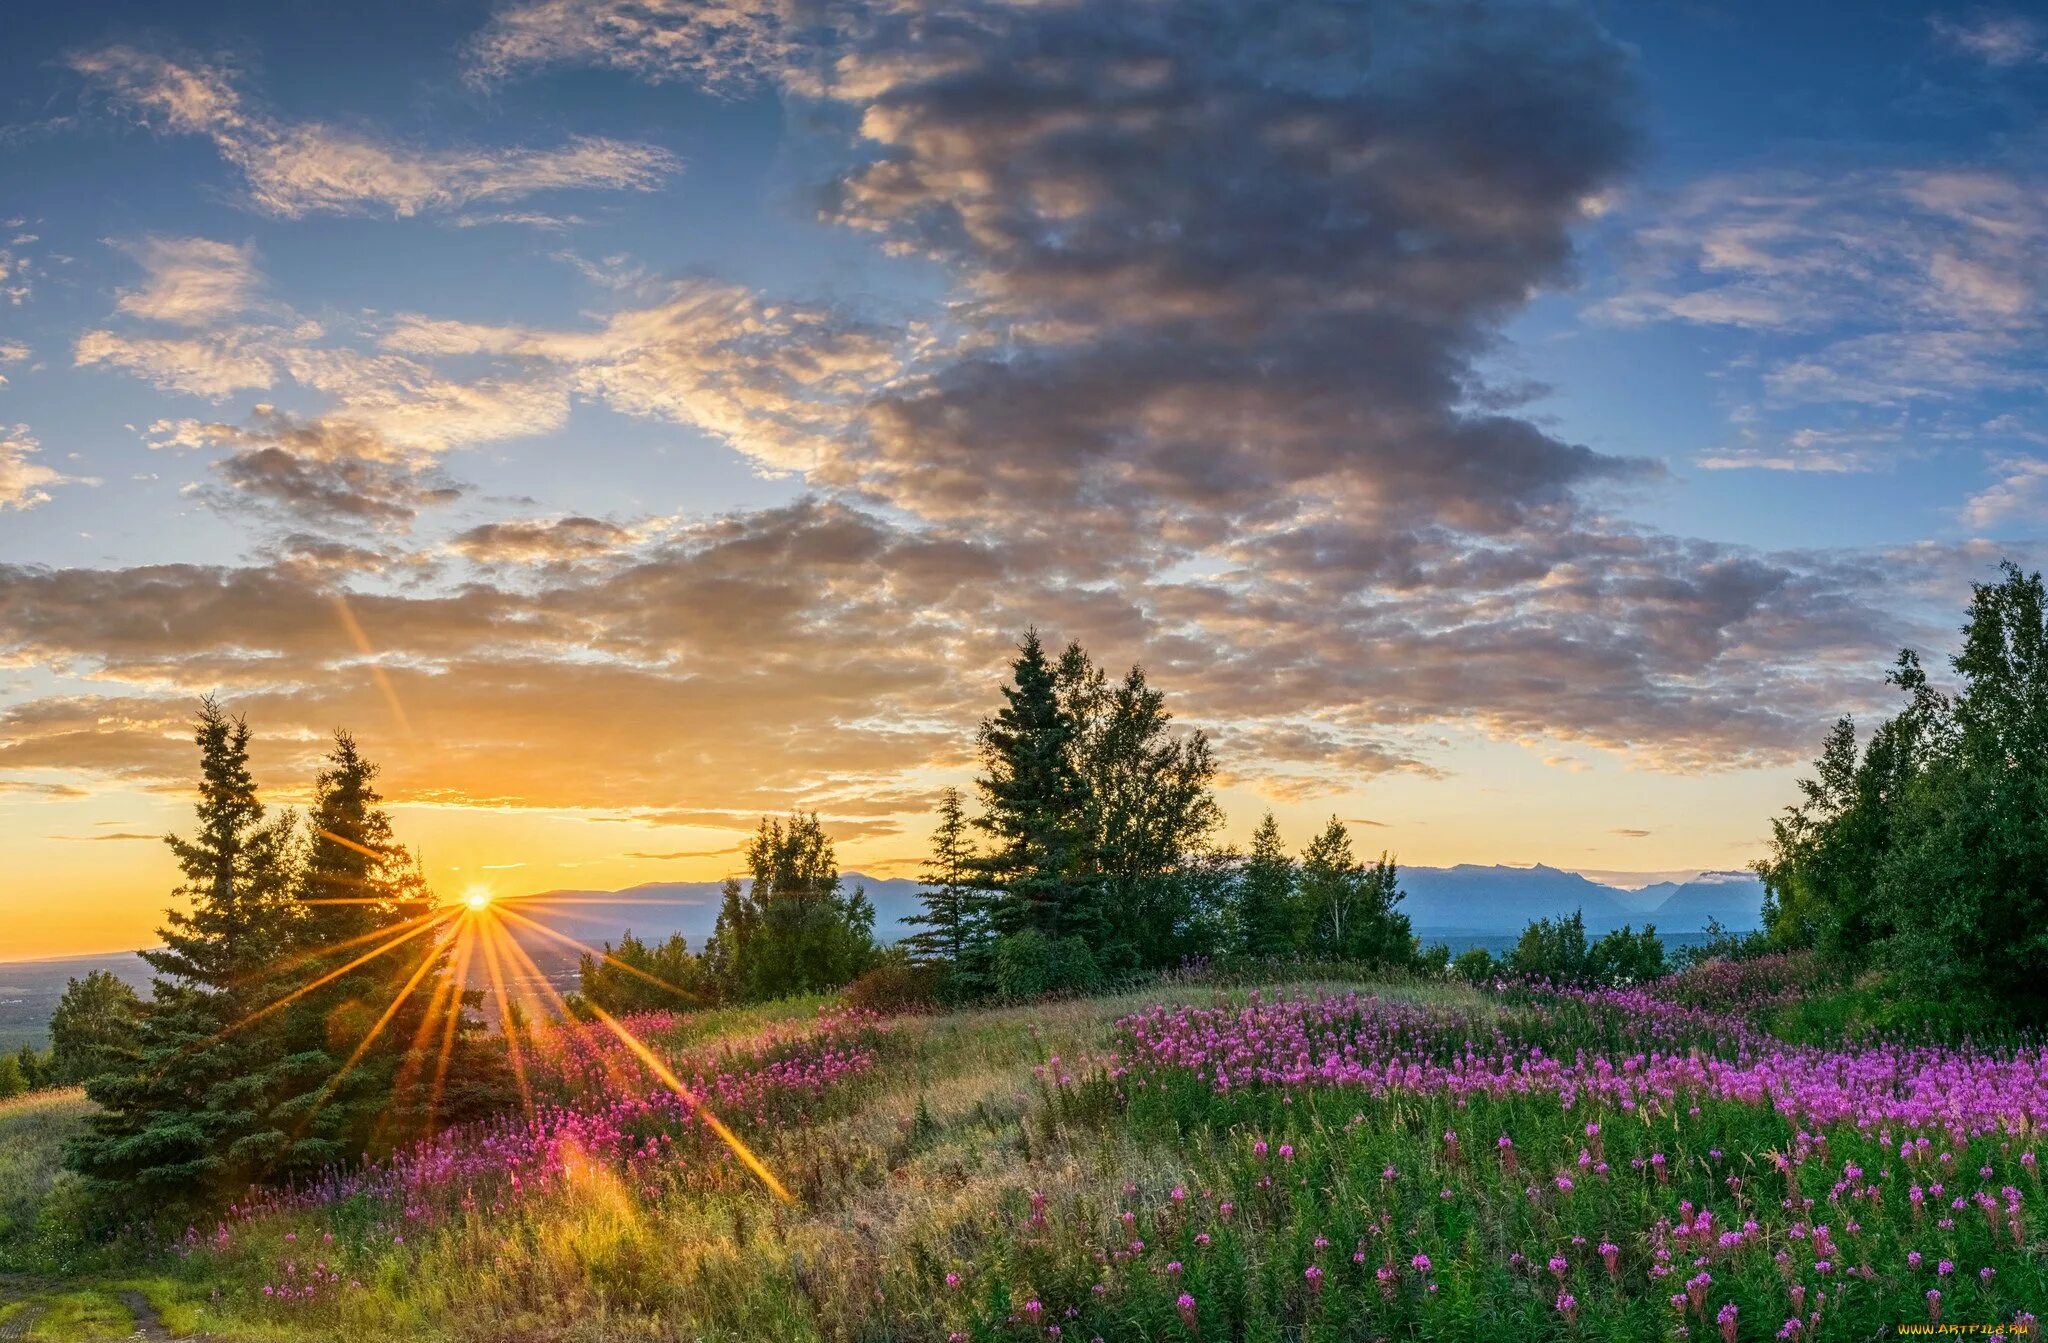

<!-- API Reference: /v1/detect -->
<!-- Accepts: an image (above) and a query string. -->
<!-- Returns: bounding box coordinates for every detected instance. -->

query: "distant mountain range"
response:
[1397,865,1765,937]
[0,866,1764,1043]
[497,866,1764,972]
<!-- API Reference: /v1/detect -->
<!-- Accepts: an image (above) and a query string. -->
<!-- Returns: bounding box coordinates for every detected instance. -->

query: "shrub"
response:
[992,930,1103,998]
[842,959,944,1014]
[1452,947,1497,983]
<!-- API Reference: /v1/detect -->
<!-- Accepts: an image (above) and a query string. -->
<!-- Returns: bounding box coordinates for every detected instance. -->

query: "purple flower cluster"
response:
[1114,990,2048,1139]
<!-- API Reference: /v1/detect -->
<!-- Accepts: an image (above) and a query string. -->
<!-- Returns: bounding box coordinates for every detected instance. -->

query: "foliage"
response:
[1296,817,1414,965]
[1508,912,1666,987]
[1233,811,1298,957]
[1760,562,2048,1021]
[1453,946,1498,983]
[705,813,877,1002]
[13,976,2048,1341]
[577,930,710,1015]
[46,972,141,1087]
[841,952,945,1013]
[276,730,459,1171]
[973,630,1098,943]
[902,786,995,993]
[66,697,305,1218]
[1061,651,1224,970]
[991,929,1103,998]
[1668,917,1774,969]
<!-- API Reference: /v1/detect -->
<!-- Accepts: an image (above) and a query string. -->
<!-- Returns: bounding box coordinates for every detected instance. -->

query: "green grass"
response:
[0,1089,93,1274]
[3,971,2042,1340]
[19,1290,130,1342]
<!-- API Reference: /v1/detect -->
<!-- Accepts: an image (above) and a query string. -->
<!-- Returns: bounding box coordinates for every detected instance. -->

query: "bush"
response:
[992,931,1103,999]
[1048,937,1103,993]
[1413,942,1452,978]
[1587,924,1665,986]
[1452,947,1497,983]
[842,957,944,1013]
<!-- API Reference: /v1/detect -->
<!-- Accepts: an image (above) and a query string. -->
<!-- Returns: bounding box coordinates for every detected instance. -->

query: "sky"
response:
[2,0,2044,957]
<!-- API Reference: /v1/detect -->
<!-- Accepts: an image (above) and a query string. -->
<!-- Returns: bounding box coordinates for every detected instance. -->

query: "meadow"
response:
[1,964,2044,1341]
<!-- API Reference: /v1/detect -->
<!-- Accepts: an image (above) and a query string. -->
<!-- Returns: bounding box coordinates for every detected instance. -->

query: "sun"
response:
[463,886,494,912]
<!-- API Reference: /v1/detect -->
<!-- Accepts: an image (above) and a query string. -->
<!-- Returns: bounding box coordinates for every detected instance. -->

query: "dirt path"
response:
[116,1290,178,1342]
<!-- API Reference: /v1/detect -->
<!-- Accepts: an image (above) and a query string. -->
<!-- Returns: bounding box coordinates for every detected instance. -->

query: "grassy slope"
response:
[3,975,2041,1340]
[0,979,1475,1340]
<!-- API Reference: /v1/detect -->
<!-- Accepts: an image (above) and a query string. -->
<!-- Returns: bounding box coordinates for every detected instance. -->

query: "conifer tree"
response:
[68,697,304,1215]
[903,787,992,988]
[272,730,446,1168]
[974,630,1095,941]
[1067,657,1222,967]
[1235,812,1299,957]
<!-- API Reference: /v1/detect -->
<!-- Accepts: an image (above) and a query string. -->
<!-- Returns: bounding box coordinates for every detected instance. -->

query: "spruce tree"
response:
[974,630,1094,941]
[903,787,993,989]
[1068,657,1222,968]
[272,730,446,1167]
[68,697,304,1216]
[1235,812,1299,957]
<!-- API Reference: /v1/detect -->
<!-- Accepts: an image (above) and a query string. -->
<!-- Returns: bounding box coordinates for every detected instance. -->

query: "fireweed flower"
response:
[1718,1303,1739,1343]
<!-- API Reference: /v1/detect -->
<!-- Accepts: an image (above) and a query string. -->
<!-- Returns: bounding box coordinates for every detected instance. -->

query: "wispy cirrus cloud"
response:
[1932,11,2046,67]
[71,45,678,218]
[1595,167,2048,474]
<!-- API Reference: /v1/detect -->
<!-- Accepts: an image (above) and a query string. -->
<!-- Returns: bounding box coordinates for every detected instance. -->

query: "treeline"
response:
[50,702,506,1218]
[582,629,1676,1018]
[1756,561,2048,1026]
[581,632,1428,1016]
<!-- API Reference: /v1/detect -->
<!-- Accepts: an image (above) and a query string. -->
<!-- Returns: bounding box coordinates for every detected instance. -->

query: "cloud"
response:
[1596,167,2048,469]
[459,0,1653,543]
[72,46,678,218]
[382,280,897,468]
[0,426,64,510]
[623,845,743,860]
[11,0,2023,833]
[1611,827,1651,838]
[1598,170,2048,339]
[1964,455,2048,528]
[113,236,261,326]
[74,329,281,398]
[1932,12,2046,66]
[449,516,635,563]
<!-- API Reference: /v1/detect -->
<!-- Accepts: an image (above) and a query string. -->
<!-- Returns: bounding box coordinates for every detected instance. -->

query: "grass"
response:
[18,1291,130,1342]
[0,1090,93,1273]
[0,970,2042,1340]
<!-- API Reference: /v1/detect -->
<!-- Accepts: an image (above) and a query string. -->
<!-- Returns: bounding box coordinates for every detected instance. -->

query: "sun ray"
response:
[315,826,387,861]
[584,1002,793,1203]
[425,921,480,1127]
[332,595,414,739]
[303,939,445,1123]
[491,928,640,1094]
[493,905,700,1005]
[233,906,450,988]
[166,910,458,1077]
[475,912,534,1115]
